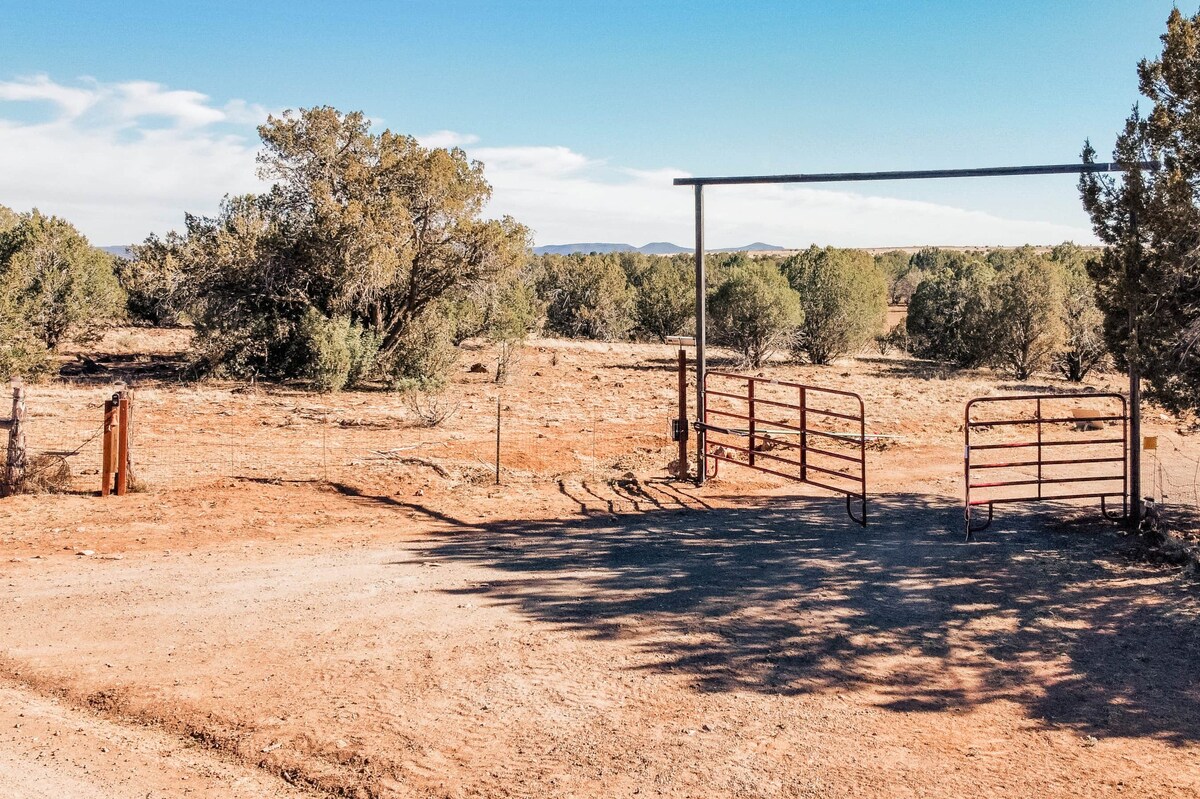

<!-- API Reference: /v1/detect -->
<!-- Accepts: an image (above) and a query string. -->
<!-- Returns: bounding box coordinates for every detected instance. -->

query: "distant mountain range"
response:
[532,241,785,256]
[100,245,134,259]
[99,242,785,259]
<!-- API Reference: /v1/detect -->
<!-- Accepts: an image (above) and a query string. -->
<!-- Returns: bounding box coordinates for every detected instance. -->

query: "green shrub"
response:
[488,270,543,382]
[299,309,352,392]
[537,254,634,339]
[708,260,803,368]
[629,255,693,341]
[382,309,458,391]
[1050,244,1109,382]
[0,310,52,381]
[297,310,380,392]
[905,255,997,367]
[0,210,125,349]
[989,255,1066,379]
[875,251,923,304]
[783,246,887,364]
[875,322,909,355]
[121,234,190,325]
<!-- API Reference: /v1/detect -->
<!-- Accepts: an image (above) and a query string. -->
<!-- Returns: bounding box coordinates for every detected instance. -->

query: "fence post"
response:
[3,382,26,496]
[494,396,501,485]
[116,393,131,496]
[101,396,116,496]
[123,387,136,491]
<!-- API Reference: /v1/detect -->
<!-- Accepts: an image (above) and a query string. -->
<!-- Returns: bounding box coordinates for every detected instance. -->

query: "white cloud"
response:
[0,75,264,243]
[419,129,480,149]
[455,141,1092,248]
[0,74,98,119]
[109,80,226,128]
[0,84,1096,248]
[472,145,595,176]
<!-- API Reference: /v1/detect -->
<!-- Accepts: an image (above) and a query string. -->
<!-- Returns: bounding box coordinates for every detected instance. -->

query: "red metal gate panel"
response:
[701,371,867,525]
[964,392,1127,539]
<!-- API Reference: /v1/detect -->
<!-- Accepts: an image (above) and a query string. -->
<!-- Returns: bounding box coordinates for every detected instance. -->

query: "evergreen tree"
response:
[1080,9,1200,412]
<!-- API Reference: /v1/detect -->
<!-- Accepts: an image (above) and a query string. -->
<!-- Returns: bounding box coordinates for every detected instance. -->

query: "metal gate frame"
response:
[965,392,1128,539]
[700,371,867,526]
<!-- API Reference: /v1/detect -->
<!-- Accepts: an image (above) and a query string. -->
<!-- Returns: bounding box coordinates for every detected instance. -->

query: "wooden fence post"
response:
[123,388,136,491]
[116,392,131,496]
[101,395,117,497]
[4,383,26,496]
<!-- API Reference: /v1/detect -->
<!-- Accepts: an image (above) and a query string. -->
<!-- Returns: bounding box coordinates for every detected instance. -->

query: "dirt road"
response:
[0,678,318,798]
[2,481,1198,798]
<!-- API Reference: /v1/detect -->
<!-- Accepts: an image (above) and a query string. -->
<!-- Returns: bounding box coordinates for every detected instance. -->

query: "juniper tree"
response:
[1080,8,1200,413]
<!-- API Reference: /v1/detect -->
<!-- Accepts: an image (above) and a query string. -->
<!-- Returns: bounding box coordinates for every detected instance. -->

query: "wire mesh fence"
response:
[7,382,680,495]
[14,379,1196,534]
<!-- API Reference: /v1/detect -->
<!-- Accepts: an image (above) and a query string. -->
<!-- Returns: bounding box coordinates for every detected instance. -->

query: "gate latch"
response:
[671,418,689,442]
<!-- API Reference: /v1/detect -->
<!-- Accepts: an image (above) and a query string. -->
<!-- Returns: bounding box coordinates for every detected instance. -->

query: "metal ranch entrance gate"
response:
[700,372,867,525]
[964,392,1128,539]
[676,158,1158,524]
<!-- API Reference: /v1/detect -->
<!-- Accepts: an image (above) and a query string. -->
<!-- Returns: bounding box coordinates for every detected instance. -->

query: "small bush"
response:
[875,251,923,304]
[537,254,635,340]
[708,260,803,368]
[1051,245,1109,382]
[296,310,379,392]
[488,271,543,383]
[629,256,693,341]
[403,388,460,427]
[783,246,888,364]
[905,255,997,368]
[0,210,125,349]
[121,234,190,325]
[989,255,1065,379]
[875,323,909,355]
[382,309,458,391]
[299,310,352,392]
[0,311,52,380]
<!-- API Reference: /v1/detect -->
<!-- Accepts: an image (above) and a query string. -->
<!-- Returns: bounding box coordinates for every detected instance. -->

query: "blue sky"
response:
[0,0,1183,247]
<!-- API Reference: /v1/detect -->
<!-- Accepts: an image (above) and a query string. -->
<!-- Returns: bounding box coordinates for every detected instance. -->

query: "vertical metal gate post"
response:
[799,387,807,482]
[693,184,706,486]
[747,380,756,468]
[1128,208,1141,526]
[677,347,688,479]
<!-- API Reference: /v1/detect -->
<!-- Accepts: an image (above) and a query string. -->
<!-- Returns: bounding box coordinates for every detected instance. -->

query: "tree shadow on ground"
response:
[854,356,966,381]
[401,491,1200,745]
[56,351,190,384]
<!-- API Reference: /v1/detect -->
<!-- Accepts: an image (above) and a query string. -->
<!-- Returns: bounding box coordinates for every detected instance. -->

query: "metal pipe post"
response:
[677,348,688,479]
[693,184,706,485]
[1128,210,1142,526]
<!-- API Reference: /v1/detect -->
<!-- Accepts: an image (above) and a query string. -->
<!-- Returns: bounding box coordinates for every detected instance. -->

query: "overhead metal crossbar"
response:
[674,160,1159,526]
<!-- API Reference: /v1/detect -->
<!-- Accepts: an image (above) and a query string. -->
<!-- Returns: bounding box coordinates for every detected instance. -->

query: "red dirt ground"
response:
[2,331,1198,798]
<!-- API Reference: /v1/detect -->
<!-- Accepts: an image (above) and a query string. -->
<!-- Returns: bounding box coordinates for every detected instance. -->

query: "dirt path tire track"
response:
[0,677,326,798]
